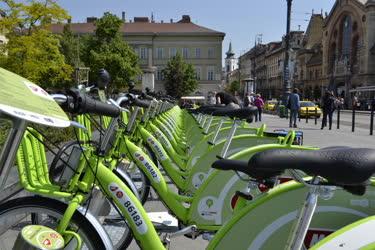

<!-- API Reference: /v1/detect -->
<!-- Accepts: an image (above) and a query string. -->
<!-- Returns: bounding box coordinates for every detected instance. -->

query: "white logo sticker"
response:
[24,81,53,100]
[198,196,219,221]
[192,172,208,189]
[108,183,148,234]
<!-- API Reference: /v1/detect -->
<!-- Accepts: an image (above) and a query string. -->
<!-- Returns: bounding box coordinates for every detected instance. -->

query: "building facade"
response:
[322,0,375,103]
[295,14,325,100]
[0,11,7,45]
[224,42,237,84]
[265,42,283,99]
[50,14,225,94]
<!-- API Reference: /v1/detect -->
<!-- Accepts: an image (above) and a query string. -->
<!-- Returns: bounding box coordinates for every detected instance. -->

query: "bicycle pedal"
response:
[149,212,179,233]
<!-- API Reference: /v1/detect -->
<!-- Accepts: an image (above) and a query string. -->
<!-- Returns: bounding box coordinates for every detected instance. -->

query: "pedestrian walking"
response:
[321,90,336,130]
[287,88,300,128]
[207,91,217,105]
[243,92,255,107]
[254,94,265,122]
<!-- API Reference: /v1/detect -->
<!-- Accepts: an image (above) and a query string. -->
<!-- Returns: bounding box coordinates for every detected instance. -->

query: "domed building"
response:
[322,0,375,104]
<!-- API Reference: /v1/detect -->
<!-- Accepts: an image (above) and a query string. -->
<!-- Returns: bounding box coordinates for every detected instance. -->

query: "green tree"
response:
[82,12,140,89]
[228,80,240,94]
[0,0,70,35]
[162,53,198,98]
[0,0,73,88]
[58,24,82,68]
[1,29,73,89]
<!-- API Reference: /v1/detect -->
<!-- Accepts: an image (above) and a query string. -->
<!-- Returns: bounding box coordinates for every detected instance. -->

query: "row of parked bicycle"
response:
[0,67,374,249]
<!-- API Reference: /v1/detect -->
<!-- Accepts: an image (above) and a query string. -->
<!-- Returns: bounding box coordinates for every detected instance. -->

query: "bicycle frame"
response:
[0,114,114,249]
[207,179,375,250]
[310,215,375,249]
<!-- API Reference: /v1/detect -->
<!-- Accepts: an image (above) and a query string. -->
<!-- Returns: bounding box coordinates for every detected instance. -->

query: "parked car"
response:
[265,100,278,111]
[299,101,321,118]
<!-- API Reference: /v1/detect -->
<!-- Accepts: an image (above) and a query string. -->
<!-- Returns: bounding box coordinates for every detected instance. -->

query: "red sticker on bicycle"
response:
[304,229,333,248]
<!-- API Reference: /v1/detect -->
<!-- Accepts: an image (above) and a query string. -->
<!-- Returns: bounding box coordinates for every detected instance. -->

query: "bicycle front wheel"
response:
[0,196,107,250]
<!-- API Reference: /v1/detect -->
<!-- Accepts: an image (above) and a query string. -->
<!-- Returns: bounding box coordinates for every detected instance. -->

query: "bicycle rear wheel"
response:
[0,196,107,250]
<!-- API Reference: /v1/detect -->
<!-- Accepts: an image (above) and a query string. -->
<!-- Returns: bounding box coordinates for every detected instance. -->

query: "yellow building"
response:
[50,14,225,94]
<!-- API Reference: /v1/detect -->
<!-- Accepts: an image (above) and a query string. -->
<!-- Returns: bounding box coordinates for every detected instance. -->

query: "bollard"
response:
[314,107,317,125]
[352,106,356,132]
[337,107,340,129]
[306,107,308,123]
[371,105,374,135]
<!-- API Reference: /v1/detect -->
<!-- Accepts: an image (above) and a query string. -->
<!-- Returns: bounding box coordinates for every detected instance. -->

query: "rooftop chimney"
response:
[134,17,149,23]
[178,15,191,23]
[122,11,126,22]
[86,17,97,23]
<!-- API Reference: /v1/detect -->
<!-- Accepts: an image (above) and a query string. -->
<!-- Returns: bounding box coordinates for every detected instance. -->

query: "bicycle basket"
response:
[16,128,73,198]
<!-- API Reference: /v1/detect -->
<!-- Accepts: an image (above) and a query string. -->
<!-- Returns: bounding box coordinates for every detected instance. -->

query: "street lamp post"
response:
[282,0,293,105]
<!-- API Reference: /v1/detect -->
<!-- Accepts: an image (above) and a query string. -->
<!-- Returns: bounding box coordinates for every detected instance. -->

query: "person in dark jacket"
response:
[288,88,300,128]
[321,90,336,130]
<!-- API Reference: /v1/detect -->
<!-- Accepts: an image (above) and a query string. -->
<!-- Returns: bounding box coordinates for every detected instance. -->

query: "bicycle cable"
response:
[72,116,131,231]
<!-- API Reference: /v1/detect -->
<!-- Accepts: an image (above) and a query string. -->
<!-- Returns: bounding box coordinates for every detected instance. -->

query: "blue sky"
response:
[57,0,336,61]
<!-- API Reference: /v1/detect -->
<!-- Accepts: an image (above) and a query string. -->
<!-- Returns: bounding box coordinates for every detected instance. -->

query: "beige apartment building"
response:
[50,14,225,94]
[265,42,283,98]
[295,14,325,100]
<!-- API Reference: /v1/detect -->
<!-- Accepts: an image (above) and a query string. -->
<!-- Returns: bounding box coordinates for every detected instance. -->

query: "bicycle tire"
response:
[0,196,106,250]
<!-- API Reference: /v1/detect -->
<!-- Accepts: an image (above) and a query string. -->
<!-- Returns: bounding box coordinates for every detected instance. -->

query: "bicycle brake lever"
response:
[70,120,88,131]
[107,99,130,113]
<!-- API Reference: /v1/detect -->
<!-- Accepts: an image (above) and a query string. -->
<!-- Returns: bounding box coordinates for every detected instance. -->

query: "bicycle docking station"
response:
[13,225,64,250]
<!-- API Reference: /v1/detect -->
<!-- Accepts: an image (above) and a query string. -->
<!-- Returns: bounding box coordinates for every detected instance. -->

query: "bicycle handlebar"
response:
[52,89,120,117]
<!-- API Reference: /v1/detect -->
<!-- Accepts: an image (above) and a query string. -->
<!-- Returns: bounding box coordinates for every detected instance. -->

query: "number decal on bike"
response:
[146,137,168,161]
[134,152,161,183]
[160,125,174,141]
[153,131,172,149]
[109,183,148,234]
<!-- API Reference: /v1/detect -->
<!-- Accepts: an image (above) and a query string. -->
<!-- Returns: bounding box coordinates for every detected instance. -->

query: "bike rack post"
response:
[126,107,140,134]
[352,106,356,132]
[0,116,27,190]
[197,113,203,125]
[200,115,208,129]
[337,106,340,129]
[314,107,317,125]
[219,119,239,158]
[305,107,308,123]
[370,105,374,136]
[204,116,214,134]
[208,118,224,145]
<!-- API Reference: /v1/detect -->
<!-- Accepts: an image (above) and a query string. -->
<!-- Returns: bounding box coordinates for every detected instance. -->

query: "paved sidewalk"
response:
[127,113,375,249]
[260,113,375,148]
